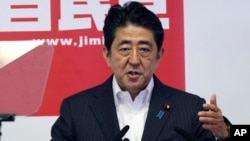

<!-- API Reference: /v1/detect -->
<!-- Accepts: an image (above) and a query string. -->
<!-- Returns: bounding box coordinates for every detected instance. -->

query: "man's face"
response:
[103,24,164,94]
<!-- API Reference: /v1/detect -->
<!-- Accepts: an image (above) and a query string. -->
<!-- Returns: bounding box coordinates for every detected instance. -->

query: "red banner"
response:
[0,0,184,116]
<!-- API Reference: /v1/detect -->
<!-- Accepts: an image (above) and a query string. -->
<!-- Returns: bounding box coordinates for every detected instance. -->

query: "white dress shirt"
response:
[112,76,154,141]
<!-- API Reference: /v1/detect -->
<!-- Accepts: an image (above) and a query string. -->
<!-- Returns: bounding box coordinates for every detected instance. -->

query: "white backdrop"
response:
[2,0,250,141]
[184,0,250,124]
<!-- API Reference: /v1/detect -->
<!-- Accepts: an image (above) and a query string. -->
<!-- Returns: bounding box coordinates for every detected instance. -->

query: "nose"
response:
[128,49,140,65]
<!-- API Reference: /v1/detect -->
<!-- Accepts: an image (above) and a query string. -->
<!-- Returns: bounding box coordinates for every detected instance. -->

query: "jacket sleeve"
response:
[50,99,75,141]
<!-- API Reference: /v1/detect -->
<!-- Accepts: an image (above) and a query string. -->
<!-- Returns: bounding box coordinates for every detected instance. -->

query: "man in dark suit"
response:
[51,1,230,141]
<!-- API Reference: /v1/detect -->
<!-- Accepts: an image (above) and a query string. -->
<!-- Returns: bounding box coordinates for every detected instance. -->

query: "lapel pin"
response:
[156,110,165,119]
[164,103,171,111]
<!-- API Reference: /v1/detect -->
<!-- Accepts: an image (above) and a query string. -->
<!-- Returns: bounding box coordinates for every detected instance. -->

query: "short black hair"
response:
[103,1,164,52]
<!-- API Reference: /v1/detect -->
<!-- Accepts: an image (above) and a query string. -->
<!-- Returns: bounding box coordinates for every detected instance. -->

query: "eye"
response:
[119,47,130,56]
[139,47,151,57]
[120,48,130,51]
[140,48,150,52]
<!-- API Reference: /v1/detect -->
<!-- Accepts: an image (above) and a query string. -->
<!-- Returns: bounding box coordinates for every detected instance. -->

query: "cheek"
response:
[110,57,127,70]
[143,58,159,71]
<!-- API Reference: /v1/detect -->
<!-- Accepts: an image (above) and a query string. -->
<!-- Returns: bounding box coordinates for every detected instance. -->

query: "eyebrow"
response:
[117,40,152,47]
[138,40,152,46]
[117,40,131,46]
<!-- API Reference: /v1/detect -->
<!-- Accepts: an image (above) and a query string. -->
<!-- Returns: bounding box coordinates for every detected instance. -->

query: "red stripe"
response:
[73,1,109,5]
[73,1,87,5]
[74,14,91,18]
[100,0,111,4]
[11,4,38,9]
[11,18,38,22]
[141,2,154,6]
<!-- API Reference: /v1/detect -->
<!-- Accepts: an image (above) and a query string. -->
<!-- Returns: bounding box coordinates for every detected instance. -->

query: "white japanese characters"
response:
[0,0,169,32]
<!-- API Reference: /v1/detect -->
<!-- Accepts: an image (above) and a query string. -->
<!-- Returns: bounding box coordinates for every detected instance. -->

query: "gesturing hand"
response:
[198,94,229,139]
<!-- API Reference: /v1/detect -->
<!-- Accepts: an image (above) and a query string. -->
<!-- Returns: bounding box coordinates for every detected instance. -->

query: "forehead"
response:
[113,25,155,43]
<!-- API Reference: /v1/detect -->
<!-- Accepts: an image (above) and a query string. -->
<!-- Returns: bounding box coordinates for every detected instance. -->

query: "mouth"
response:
[127,71,141,79]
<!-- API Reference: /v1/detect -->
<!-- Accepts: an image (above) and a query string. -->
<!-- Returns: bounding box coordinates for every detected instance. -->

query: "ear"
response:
[102,46,111,67]
[154,47,164,69]
[157,47,164,60]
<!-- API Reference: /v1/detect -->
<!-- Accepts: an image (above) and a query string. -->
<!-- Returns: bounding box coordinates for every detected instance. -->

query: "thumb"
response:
[210,93,217,106]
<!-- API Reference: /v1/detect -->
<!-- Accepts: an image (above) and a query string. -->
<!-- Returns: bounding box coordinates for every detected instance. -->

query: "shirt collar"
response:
[112,76,154,107]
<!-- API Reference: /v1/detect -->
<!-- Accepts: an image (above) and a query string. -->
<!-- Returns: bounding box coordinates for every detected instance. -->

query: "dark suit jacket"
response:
[51,75,217,141]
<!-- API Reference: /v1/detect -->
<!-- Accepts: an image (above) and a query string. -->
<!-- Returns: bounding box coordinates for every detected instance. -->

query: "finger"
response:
[199,116,218,125]
[198,110,217,118]
[210,93,217,106]
[202,104,219,112]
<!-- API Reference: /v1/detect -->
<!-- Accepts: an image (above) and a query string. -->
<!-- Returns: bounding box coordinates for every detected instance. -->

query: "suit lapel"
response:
[89,75,174,141]
[89,76,120,141]
[142,76,174,141]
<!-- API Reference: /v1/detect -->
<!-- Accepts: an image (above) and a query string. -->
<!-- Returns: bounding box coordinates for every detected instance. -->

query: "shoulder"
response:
[153,75,206,105]
[169,86,205,104]
[63,76,113,104]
